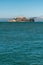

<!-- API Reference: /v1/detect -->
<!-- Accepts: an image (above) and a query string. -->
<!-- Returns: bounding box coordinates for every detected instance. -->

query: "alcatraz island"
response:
[9,16,34,22]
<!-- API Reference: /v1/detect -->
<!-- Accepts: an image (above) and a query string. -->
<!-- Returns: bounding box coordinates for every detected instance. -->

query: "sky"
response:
[0,0,43,18]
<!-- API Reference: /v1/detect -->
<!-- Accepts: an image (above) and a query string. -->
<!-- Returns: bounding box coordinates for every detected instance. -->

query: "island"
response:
[9,16,34,22]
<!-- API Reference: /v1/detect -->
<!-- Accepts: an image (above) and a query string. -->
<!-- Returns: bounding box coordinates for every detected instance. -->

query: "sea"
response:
[0,22,43,65]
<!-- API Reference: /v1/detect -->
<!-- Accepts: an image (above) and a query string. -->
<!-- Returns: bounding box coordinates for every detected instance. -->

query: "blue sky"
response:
[0,0,43,18]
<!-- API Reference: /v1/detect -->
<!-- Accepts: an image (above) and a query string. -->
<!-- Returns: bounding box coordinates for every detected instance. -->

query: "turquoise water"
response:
[0,22,43,65]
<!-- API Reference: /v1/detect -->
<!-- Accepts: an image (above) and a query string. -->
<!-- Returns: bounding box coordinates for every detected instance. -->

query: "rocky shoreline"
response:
[9,16,34,22]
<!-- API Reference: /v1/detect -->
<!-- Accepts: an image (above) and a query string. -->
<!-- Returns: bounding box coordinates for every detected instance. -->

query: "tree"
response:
[29,18,34,22]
